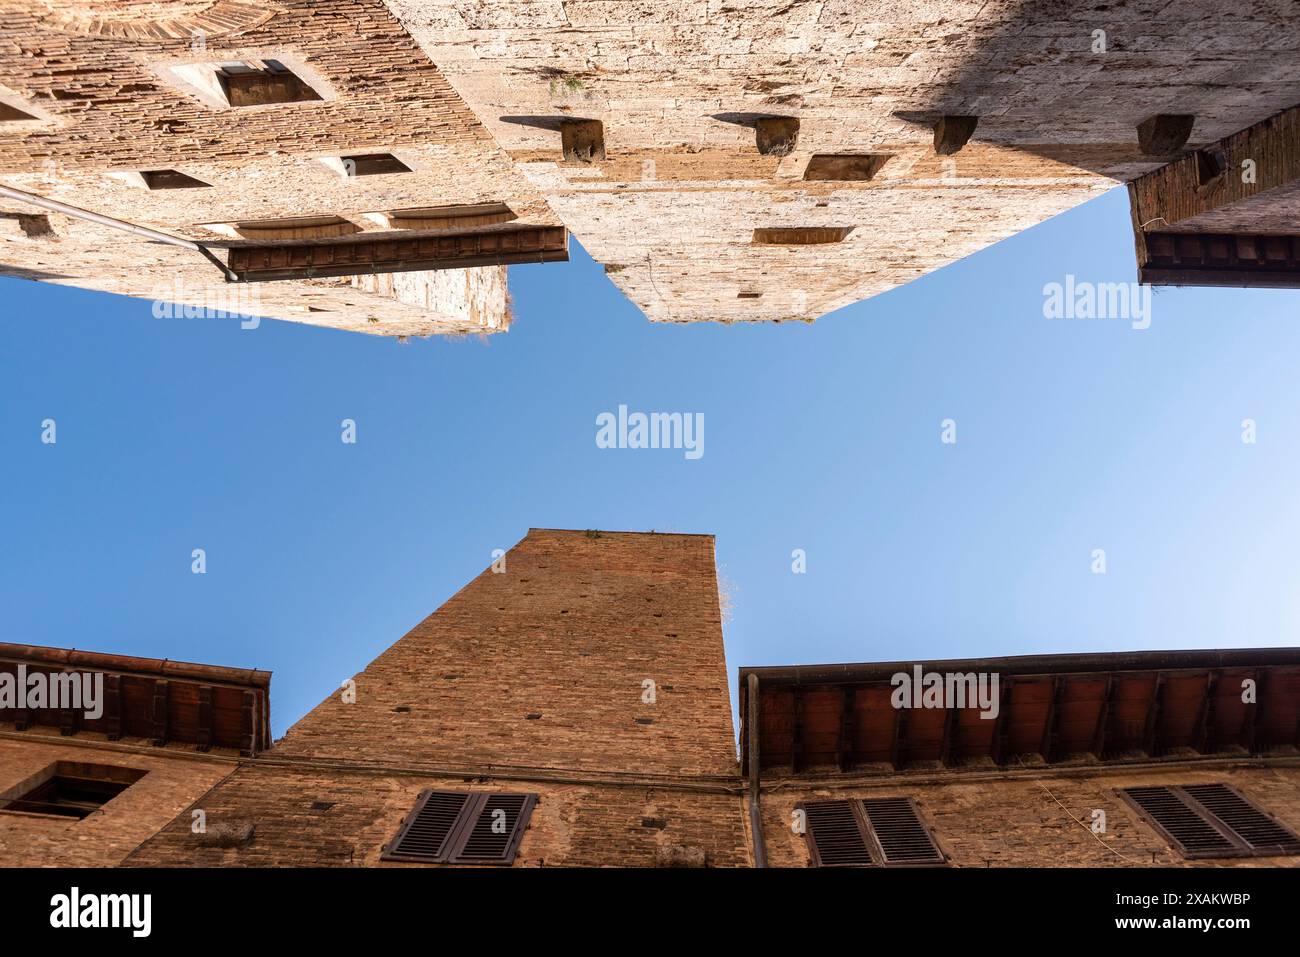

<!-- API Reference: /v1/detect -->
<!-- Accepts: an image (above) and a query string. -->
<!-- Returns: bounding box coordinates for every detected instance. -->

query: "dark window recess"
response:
[0,102,37,122]
[140,169,210,190]
[802,797,945,867]
[218,61,321,107]
[341,153,412,176]
[803,154,891,182]
[752,226,853,245]
[1122,784,1300,859]
[381,790,536,865]
[1196,148,1229,187]
[0,763,147,820]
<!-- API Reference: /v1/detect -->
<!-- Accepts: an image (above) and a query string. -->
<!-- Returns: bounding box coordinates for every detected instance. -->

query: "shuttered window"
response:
[801,798,946,867]
[382,790,537,865]
[1120,784,1300,859]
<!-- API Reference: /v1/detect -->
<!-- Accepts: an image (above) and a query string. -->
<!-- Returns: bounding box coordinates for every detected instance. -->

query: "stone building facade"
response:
[0,0,567,336]
[2,528,1299,867]
[742,652,1300,868]
[390,0,1300,323]
[3,2,1297,334]
[0,644,269,866]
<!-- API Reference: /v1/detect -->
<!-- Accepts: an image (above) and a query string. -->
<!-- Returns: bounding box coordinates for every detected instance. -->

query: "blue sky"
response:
[3,186,1300,737]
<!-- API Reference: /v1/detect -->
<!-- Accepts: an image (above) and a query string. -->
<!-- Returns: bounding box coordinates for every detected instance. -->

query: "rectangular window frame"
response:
[382,790,536,866]
[1118,783,1300,860]
[0,761,147,820]
[799,796,947,868]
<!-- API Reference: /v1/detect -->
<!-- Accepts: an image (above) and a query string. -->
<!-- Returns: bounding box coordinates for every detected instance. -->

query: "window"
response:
[1120,784,1300,859]
[0,762,147,820]
[364,203,516,231]
[800,797,946,867]
[204,215,360,241]
[140,170,210,190]
[340,154,412,177]
[752,227,853,245]
[0,102,37,123]
[217,60,321,107]
[804,154,891,182]
[1196,148,1229,188]
[158,58,327,110]
[382,790,536,865]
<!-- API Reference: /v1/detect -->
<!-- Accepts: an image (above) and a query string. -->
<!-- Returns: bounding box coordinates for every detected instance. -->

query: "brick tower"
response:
[124,529,752,866]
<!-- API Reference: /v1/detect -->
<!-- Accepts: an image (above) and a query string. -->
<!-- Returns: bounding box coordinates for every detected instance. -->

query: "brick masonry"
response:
[763,763,1300,867]
[123,529,753,867]
[0,733,235,866]
[4,528,1300,866]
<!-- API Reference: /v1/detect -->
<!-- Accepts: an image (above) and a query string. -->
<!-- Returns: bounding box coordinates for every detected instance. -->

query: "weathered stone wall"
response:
[0,0,560,335]
[0,215,507,337]
[761,761,1300,867]
[390,0,1300,323]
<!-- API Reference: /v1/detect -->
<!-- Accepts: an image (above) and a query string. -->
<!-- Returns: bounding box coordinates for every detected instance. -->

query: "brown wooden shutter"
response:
[383,791,538,865]
[447,793,537,865]
[382,790,475,863]
[861,797,946,865]
[801,799,875,866]
[1121,784,1300,859]
[1181,784,1300,856]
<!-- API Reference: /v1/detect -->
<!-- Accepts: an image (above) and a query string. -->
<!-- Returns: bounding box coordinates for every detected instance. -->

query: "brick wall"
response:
[125,529,753,866]
[125,764,750,866]
[761,762,1300,867]
[0,734,234,866]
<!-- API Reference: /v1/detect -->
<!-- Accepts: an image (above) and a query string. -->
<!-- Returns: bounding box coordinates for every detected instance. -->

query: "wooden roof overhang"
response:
[739,648,1300,777]
[0,642,271,755]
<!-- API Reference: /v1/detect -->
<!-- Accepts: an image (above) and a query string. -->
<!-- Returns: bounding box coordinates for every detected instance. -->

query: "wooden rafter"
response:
[240,689,258,757]
[837,685,854,772]
[1139,232,1300,289]
[1195,670,1220,755]
[58,671,79,737]
[1091,674,1115,759]
[103,672,123,741]
[889,701,907,770]
[1241,670,1261,753]
[990,678,1012,766]
[227,226,569,283]
[790,689,804,774]
[196,684,214,753]
[939,706,958,767]
[1143,672,1166,758]
[1040,676,1064,763]
[151,679,169,746]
